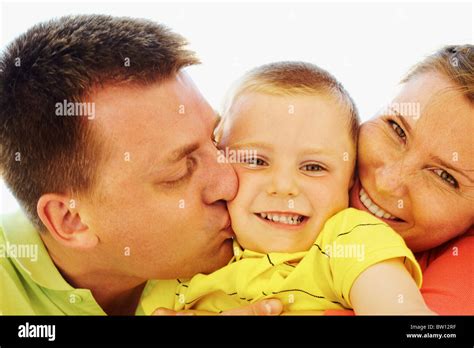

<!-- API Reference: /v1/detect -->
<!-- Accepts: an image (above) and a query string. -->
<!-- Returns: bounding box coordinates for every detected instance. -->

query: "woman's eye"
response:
[388,120,407,141]
[300,163,324,172]
[433,169,458,188]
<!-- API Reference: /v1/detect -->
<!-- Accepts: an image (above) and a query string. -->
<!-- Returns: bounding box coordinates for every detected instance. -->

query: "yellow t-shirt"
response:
[142,208,422,314]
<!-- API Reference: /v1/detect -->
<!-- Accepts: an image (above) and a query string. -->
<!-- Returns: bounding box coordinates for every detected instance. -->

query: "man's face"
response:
[81,72,237,279]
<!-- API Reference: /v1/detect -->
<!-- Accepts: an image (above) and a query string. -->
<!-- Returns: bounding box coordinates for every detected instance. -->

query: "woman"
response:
[333,44,474,315]
[155,45,473,316]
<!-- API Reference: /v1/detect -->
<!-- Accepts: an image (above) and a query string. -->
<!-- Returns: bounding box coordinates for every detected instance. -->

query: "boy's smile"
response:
[256,211,308,226]
[219,91,356,253]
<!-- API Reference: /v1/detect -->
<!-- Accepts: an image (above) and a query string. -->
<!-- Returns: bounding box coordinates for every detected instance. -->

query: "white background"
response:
[0,0,473,213]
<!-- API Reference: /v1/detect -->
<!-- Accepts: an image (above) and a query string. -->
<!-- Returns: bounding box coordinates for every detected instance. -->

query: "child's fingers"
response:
[280,310,325,315]
[151,299,283,316]
[152,308,179,315]
[220,299,283,316]
[152,307,213,315]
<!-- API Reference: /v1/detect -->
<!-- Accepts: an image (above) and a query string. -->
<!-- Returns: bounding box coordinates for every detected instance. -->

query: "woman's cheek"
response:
[411,189,471,241]
[358,120,399,181]
[357,126,375,176]
[359,122,384,160]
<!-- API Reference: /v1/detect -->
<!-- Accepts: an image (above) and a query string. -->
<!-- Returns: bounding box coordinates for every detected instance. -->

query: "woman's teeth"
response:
[359,188,398,220]
[258,212,305,225]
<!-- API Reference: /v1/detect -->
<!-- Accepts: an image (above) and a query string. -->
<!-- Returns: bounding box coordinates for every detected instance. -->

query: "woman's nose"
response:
[267,169,300,197]
[374,160,408,198]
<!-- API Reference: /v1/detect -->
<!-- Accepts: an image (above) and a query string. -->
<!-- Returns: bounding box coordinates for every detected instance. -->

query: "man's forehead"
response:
[92,74,211,129]
[89,74,216,168]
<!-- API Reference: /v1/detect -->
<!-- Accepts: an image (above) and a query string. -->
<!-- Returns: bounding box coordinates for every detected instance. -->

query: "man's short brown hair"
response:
[0,15,199,229]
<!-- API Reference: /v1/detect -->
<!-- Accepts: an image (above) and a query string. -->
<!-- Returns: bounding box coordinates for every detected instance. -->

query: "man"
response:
[0,15,282,315]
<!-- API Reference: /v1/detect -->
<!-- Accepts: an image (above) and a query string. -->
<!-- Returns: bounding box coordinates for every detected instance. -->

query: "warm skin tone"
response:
[36,70,472,316]
[219,92,356,253]
[155,71,473,315]
[217,91,434,315]
[351,72,474,252]
[146,71,474,316]
[37,72,282,315]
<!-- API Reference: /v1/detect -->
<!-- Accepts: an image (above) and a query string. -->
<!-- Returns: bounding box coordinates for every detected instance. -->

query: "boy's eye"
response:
[300,163,324,172]
[387,119,407,141]
[242,156,268,167]
[433,168,458,188]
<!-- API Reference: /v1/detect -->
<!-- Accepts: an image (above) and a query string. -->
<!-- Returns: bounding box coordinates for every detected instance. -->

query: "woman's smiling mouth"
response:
[358,187,404,222]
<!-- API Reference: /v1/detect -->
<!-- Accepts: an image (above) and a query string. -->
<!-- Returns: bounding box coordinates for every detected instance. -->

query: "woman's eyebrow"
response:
[389,107,474,184]
[430,154,474,184]
[392,110,413,133]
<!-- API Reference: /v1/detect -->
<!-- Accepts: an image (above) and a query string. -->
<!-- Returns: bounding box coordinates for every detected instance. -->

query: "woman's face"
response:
[351,72,474,252]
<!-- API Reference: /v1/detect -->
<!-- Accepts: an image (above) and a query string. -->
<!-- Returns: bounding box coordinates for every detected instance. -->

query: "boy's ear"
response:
[37,193,98,249]
[348,163,358,191]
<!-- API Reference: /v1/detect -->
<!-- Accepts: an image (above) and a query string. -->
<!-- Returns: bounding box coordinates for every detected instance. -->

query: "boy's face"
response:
[219,92,356,253]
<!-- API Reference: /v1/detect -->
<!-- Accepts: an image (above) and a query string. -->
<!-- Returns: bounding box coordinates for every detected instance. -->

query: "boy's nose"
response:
[267,169,300,198]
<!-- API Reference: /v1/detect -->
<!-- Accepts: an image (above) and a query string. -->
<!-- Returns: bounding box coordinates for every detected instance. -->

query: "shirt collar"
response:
[232,240,307,263]
[1,210,74,291]
[1,210,153,315]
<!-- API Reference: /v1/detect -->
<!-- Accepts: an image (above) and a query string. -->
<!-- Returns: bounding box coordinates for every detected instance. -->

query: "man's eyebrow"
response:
[167,142,200,163]
[430,154,474,184]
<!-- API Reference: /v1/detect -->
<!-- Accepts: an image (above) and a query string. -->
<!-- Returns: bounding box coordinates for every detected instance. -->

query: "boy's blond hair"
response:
[218,61,360,143]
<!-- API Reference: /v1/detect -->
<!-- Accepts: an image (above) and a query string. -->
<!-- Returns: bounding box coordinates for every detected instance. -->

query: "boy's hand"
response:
[152,299,283,316]
[281,310,325,315]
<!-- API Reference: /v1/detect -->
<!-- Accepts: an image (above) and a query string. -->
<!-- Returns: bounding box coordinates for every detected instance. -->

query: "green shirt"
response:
[0,211,151,315]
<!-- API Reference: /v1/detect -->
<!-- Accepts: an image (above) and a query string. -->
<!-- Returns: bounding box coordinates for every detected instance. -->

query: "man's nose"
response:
[374,160,408,198]
[266,167,300,198]
[202,147,238,205]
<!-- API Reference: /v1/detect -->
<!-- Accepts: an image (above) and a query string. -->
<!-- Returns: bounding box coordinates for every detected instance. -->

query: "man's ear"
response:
[37,193,98,249]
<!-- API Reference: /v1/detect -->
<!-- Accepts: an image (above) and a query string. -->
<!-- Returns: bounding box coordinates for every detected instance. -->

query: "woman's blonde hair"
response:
[402,45,474,102]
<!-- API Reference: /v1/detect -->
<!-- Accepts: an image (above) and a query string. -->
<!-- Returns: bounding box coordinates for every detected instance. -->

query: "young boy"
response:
[142,62,434,315]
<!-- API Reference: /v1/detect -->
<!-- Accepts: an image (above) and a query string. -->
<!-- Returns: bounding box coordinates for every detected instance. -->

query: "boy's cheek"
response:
[307,182,349,211]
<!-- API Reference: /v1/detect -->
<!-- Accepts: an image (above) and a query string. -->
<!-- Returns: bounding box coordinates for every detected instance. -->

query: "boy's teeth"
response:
[359,188,398,220]
[259,212,305,225]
